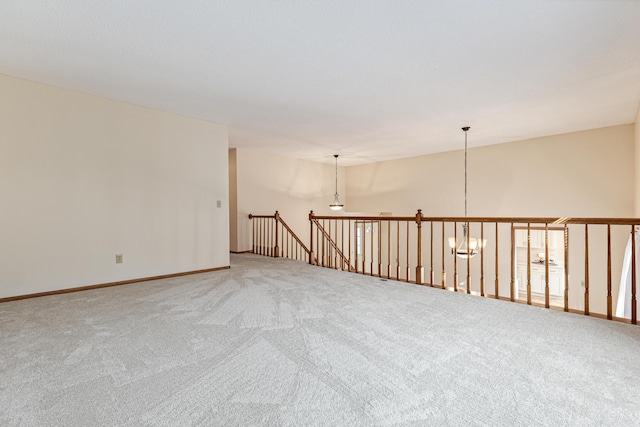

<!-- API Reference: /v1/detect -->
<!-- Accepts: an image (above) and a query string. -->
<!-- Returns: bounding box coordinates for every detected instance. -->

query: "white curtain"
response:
[616,230,640,318]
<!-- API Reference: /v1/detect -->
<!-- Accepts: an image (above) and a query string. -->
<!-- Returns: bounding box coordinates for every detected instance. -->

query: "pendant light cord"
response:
[334,154,339,196]
[464,129,468,218]
[462,127,470,236]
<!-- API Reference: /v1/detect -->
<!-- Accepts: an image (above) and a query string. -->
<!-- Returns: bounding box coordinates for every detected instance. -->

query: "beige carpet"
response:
[1,254,640,426]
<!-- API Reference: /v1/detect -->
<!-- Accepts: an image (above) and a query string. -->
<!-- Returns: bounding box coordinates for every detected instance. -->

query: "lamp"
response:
[329,154,344,211]
[448,223,484,259]
[448,127,486,258]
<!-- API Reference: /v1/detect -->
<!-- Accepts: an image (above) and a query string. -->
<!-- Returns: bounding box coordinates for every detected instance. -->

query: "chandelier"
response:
[329,154,344,211]
[448,127,486,258]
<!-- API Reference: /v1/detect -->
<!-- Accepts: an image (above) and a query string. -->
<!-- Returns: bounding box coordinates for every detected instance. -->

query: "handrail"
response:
[426,216,640,225]
[312,215,417,221]
[311,214,640,225]
[312,218,355,271]
[248,212,310,262]
[279,214,310,254]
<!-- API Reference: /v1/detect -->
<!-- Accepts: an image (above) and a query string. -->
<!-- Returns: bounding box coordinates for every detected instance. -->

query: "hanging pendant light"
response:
[329,154,344,211]
[448,223,482,259]
[448,127,486,258]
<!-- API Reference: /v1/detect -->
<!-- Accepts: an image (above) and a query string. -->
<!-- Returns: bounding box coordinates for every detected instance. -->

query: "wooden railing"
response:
[309,210,424,283]
[310,216,355,271]
[249,210,639,326]
[310,211,639,325]
[248,212,310,262]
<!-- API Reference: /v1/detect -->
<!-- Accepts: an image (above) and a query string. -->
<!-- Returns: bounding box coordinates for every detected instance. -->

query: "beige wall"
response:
[0,74,229,299]
[233,148,345,252]
[347,124,634,217]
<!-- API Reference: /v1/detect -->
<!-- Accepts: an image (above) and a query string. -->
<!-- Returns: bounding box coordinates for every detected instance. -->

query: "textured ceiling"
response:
[2,1,640,165]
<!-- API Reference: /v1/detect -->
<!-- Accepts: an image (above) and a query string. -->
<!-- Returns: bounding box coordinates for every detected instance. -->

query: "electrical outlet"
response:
[217,200,222,208]
[115,254,123,264]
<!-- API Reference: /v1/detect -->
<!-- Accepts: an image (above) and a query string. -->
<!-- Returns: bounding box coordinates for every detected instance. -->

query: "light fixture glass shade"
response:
[449,224,486,259]
[330,193,343,210]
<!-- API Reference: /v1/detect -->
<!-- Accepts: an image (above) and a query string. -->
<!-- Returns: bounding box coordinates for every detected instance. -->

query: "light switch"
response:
[217,200,222,208]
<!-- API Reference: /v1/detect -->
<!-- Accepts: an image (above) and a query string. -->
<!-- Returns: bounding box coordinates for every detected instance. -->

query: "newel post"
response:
[274,211,280,258]
[415,209,424,285]
[248,214,254,254]
[309,211,316,265]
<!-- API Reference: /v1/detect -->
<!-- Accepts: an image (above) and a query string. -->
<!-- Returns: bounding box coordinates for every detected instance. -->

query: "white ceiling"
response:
[2,1,640,165]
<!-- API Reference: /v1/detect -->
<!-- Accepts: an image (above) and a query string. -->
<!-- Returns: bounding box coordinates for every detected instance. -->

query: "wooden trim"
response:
[607,224,612,320]
[313,214,416,221]
[388,221,391,278]
[484,294,632,324]
[311,213,640,226]
[510,223,515,302]
[373,220,377,276]
[421,216,640,225]
[230,250,252,254]
[563,225,569,312]
[278,216,310,254]
[0,265,231,303]
[398,221,401,281]
[313,219,354,271]
[453,221,458,291]
[632,225,637,325]
[309,211,315,265]
[441,222,445,288]
[466,221,470,294]
[584,224,590,315]
[339,264,636,327]
[495,223,499,299]
[430,221,434,286]
[544,223,550,309]
[480,223,485,297]
[348,220,352,271]
[513,225,565,231]
[527,223,531,305]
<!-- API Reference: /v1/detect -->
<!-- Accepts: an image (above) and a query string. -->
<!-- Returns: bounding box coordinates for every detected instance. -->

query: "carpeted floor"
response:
[1,254,640,426]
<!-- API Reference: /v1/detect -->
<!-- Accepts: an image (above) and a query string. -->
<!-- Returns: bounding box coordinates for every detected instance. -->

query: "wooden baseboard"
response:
[230,250,252,254]
[0,265,231,303]
[414,285,633,325]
